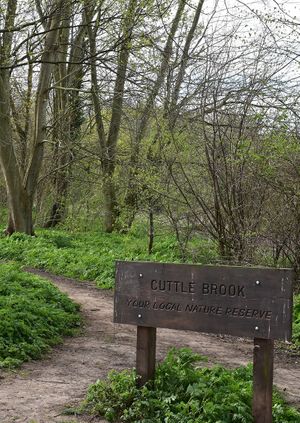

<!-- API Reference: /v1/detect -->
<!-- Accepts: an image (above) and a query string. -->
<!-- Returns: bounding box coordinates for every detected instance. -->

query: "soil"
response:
[0,269,300,423]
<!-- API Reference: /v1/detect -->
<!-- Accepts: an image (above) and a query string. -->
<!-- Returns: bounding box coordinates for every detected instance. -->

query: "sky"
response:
[200,0,300,33]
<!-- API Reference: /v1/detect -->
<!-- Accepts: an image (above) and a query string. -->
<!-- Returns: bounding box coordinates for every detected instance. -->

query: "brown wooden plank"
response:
[253,338,274,423]
[136,326,156,387]
[114,261,293,341]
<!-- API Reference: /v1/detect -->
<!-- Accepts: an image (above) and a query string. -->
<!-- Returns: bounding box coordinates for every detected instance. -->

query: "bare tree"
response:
[45,4,86,227]
[124,0,189,228]
[0,0,65,234]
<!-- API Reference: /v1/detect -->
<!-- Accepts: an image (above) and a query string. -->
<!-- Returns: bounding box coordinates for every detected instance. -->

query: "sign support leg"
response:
[253,338,274,423]
[136,326,156,387]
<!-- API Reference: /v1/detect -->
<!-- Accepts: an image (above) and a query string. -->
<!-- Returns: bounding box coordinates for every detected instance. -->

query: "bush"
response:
[293,295,300,344]
[0,263,80,367]
[0,229,204,288]
[81,348,300,423]
[0,228,299,347]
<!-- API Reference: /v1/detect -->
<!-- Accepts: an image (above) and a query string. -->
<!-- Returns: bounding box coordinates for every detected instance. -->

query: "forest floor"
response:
[0,269,300,423]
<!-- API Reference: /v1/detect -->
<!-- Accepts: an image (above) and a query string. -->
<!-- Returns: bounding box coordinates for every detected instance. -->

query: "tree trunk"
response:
[148,207,154,255]
[85,0,137,232]
[103,175,118,233]
[0,0,63,235]
[45,1,85,228]
[124,0,186,228]
[9,191,34,234]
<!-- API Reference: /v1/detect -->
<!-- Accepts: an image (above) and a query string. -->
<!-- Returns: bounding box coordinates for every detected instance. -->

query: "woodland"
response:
[0,0,299,272]
[1,0,300,422]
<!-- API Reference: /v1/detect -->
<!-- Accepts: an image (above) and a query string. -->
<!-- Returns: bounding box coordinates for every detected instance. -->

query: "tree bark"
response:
[0,0,64,234]
[0,0,33,233]
[45,2,85,227]
[124,0,186,228]
[85,0,137,232]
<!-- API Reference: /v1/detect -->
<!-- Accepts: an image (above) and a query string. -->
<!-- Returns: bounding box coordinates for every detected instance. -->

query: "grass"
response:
[292,295,300,345]
[0,224,300,346]
[0,263,80,368]
[0,224,299,420]
[0,223,218,289]
[79,347,300,423]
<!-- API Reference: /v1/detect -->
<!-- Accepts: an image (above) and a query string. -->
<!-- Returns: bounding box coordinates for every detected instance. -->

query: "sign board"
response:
[114,261,293,341]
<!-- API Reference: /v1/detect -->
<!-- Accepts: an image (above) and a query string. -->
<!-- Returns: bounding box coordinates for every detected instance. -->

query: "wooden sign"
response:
[114,261,293,341]
[114,260,293,423]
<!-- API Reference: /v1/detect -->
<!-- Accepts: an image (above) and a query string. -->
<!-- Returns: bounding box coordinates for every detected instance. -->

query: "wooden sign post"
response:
[253,338,274,423]
[136,326,156,387]
[114,261,293,422]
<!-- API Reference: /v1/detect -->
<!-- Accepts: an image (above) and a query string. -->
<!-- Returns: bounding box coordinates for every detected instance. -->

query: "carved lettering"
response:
[216,306,223,315]
[127,298,133,306]
[219,284,227,295]
[246,309,252,318]
[238,285,245,297]
[211,284,217,294]
[266,311,272,319]
[115,262,292,341]
[229,285,236,296]
[225,307,272,320]
[151,280,157,290]
[151,279,195,294]
[153,301,182,312]
[239,309,245,317]
[127,298,150,309]
[127,298,273,321]
[202,283,209,295]
[185,304,224,315]
[232,307,239,316]
[202,283,245,298]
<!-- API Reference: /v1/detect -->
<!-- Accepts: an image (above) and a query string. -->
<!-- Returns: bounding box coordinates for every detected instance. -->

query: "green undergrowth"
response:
[0,226,299,346]
[79,347,300,423]
[0,225,218,289]
[0,263,80,368]
[292,295,300,345]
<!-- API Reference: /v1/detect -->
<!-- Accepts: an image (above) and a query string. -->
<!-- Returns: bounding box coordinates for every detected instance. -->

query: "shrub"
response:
[0,263,80,367]
[81,348,300,423]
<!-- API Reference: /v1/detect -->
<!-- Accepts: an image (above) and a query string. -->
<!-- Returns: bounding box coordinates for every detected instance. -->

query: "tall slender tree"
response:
[85,0,138,232]
[0,0,64,234]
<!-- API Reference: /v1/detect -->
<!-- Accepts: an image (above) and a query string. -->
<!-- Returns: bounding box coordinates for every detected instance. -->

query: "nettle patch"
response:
[80,348,300,423]
[0,263,81,367]
[0,229,300,347]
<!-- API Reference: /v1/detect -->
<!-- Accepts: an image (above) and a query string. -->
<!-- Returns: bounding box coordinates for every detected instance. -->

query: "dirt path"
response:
[0,270,300,423]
